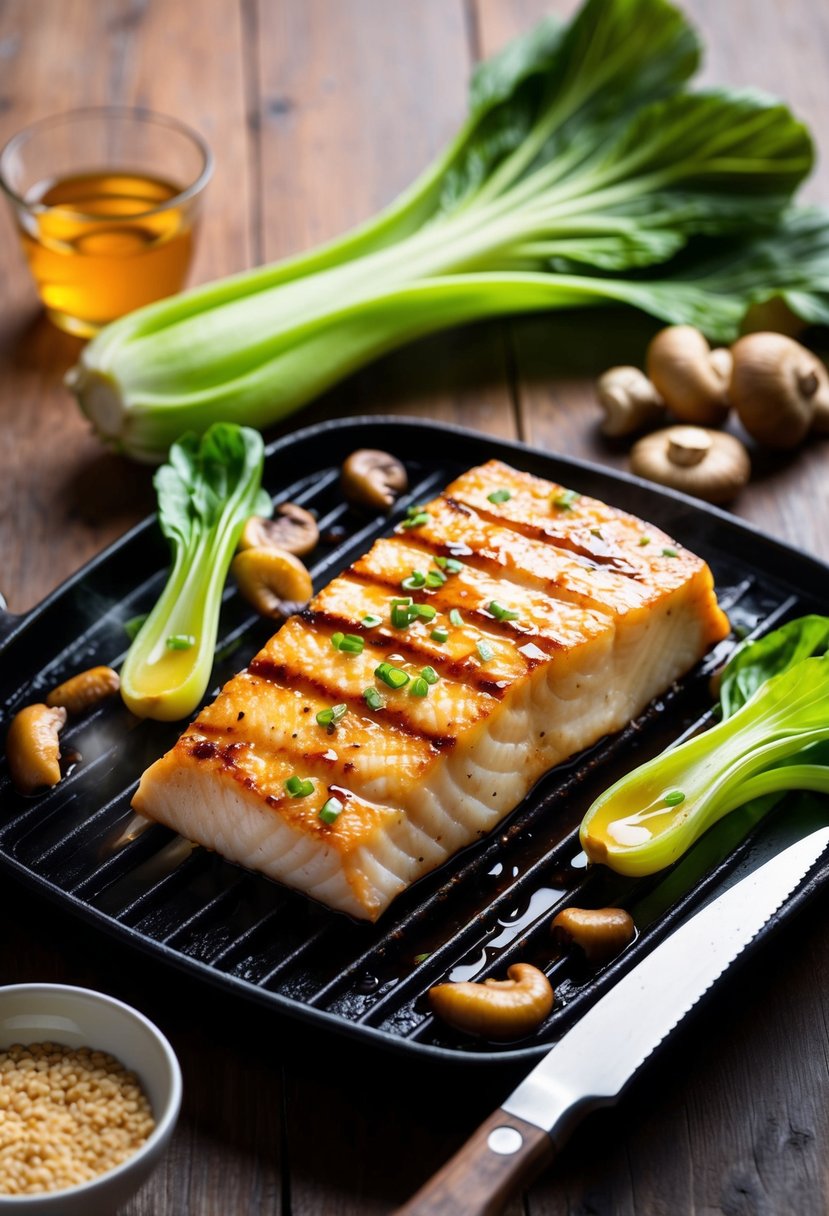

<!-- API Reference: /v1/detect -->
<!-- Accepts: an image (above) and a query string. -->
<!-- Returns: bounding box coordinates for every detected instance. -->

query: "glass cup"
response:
[0,107,213,337]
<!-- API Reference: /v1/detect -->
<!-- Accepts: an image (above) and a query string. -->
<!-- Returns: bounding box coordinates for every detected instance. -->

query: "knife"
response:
[394,826,829,1216]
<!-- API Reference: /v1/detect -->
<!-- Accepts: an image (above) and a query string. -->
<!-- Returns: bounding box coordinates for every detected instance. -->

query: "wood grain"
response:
[0,2,828,1215]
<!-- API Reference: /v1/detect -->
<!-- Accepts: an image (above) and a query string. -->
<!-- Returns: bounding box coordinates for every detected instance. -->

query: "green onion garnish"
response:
[124,614,148,641]
[421,666,439,685]
[590,527,603,538]
[316,703,348,728]
[638,535,651,547]
[425,570,447,588]
[166,634,195,650]
[318,797,344,825]
[407,503,428,515]
[487,489,511,504]
[284,775,314,798]
[362,614,382,628]
[663,789,686,806]
[449,609,463,627]
[412,603,436,621]
[363,687,385,711]
[662,547,679,558]
[488,600,520,622]
[391,603,413,629]
[410,677,429,697]
[401,571,426,590]
[552,489,581,510]
[375,662,410,689]
[331,632,364,654]
[430,627,449,643]
[414,952,431,964]
[435,556,464,574]
[476,640,495,663]
[401,512,429,529]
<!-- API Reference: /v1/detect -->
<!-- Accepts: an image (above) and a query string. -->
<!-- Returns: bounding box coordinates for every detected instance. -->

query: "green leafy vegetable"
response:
[119,423,269,720]
[580,616,829,876]
[68,0,825,461]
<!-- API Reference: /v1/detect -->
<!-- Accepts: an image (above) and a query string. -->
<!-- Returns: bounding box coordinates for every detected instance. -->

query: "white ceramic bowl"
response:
[0,984,182,1215]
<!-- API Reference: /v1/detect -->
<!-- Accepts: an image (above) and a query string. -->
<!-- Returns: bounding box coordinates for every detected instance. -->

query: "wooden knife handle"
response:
[393,1107,556,1216]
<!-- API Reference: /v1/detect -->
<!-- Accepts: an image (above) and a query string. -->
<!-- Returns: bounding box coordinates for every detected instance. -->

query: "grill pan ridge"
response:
[1,416,828,1069]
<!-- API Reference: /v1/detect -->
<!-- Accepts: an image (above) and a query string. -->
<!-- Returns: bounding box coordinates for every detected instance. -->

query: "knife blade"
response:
[394,825,829,1216]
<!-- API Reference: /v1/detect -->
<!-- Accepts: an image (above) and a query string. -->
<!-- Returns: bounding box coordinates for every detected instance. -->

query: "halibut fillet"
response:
[132,460,729,920]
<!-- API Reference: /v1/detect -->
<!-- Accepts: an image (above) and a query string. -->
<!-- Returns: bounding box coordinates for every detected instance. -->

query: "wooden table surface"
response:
[2,2,829,1212]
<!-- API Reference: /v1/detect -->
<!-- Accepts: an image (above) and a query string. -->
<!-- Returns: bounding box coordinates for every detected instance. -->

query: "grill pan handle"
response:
[393,1108,555,1216]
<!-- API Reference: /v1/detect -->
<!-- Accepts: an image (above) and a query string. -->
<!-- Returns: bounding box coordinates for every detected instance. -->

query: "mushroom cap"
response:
[341,449,408,511]
[646,326,731,426]
[729,332,821,449]
[596,366,665,437]
[238,503,319,557]
[630,425,750,504]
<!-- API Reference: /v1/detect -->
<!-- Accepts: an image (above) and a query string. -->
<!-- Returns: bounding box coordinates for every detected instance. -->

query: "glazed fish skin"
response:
[133,460,729,921]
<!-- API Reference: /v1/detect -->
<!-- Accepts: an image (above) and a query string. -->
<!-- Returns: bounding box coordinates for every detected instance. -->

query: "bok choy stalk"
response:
[69,0,822,461]
[580,616,829,876]
[120,423,270,721]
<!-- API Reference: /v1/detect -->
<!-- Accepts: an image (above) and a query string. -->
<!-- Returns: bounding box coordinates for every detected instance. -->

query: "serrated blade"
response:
[502,827,829,1145]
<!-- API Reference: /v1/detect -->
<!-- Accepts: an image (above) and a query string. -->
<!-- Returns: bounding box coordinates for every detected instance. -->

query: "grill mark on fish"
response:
[303,596,561,673]
[246,657,460,750]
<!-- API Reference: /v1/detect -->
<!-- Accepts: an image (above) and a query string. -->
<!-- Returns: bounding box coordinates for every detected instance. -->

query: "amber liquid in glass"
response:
[19,171,194,335]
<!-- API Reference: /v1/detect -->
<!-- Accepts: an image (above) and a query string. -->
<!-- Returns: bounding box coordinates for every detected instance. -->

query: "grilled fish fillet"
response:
[133,459,729,920]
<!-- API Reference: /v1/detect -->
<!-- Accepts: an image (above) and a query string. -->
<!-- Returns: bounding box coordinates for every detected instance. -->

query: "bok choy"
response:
[120,423,270,720]
[68,0,829,461]
[580,616,829,875]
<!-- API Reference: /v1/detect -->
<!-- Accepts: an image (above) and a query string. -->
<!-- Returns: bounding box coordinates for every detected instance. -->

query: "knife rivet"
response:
[487,1126,523,1155]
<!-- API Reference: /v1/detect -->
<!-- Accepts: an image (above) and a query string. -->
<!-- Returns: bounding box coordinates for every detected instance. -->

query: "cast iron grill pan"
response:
[1,418,827,1068]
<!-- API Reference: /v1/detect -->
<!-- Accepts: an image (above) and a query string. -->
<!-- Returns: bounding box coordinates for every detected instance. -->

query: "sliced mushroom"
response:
[232,547,313,619]
[730,332,826,448]
[342,449,408,511]
[596,366,666,437]
[646,326,731,426]
[551,907,635,964]
[6,704,67,794]
[238,503,319,557]
[46,666,120,716]
[428,963,554,1040]
[630,425,750,504]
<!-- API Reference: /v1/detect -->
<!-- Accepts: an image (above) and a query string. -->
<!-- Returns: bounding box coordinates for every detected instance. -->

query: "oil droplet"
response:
[355,973,379,995]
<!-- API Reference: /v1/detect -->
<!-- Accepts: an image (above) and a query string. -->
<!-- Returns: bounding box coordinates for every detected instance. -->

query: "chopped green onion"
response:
[552,489,581,510]
[487,489,511,504]
[362,614,382,628]
[318,796,344,825]
[638,535,652,546]
[391,603,413,629]
[124,614,148,641]
[590,527,603,538]
[449,609,464,627]
[406,503,428,516]
[316,702,348,728]
[363,686,385,711]
[420,666,439,685]
[488,600,520,622]
[401,512,429,529]
[166,634,195,650]
[663,789,686,806]
[401,570,426,590]
[662,547,679,558]
[375,662,410,689]
[435,556,464,574]
[412,603,436,621]
[413,952,431,964]
[476,640,495,663]
[430,627,449,643]
[425,569,447,588]
[284,775,314,798]
[331,632,364,654]
[410,676,429,697]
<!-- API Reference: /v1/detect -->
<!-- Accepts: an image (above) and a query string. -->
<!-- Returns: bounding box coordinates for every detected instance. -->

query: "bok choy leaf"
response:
[580,617,829,876]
